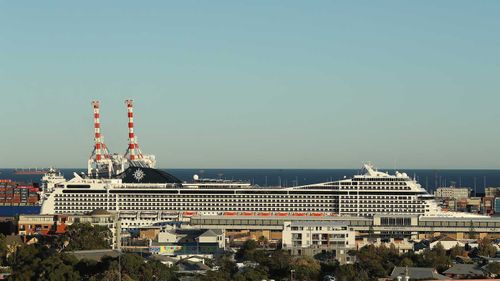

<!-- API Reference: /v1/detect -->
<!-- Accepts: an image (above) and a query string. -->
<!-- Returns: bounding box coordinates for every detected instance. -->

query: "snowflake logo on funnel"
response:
[133,169,145,182]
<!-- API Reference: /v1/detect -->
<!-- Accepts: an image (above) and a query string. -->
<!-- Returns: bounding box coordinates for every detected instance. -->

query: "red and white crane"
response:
[123,99,156,168]
[88,100,114,176]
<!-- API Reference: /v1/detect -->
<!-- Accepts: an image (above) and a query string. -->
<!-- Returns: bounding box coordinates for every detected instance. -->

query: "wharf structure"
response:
[189,213,500,243]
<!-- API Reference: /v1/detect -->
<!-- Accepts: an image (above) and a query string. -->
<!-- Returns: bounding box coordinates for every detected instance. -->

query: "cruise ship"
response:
[41,163,468,228]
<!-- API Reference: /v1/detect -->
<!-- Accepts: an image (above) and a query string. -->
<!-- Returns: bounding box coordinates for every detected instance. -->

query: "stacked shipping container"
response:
[0,179,39,205]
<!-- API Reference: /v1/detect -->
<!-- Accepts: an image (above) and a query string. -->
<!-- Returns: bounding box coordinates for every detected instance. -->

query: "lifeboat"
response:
[310,212,324,217]
[292,212,306,216]
[182,211,197,217]
[258,212,271,216]
[241,212,254,216]
[276,212,289,217]
[223,211,237,216]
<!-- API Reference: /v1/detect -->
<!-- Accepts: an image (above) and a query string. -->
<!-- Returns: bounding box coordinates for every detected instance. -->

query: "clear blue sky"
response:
[1,1,499,169]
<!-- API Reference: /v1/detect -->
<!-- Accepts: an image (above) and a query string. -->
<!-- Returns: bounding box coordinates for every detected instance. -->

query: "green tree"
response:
[37,254,80,281]
[235,239,258,262]
[62,222,112,251]
[479,237,497,257]
[0,234,7,265]
[265,250,292,280]
[422,243,451,273]
[291,256,321,281]
[433,242,446,257]
[335,264,369,281]
[216,252,238,277]
[487,262,500,276]
[148,259,178,281]
[233,266,269,281]
[257,236,269,249]
[197,270,231,281]
[449,244,465,258]
[89,269,134,281]
[5,242,177,281]
[368,224,375,240]
[469,220,476,239]
[75,258,101,280]
[320,260,339,277]
[399,257,414,267]
[7,245,81,281]
[355,245,389,277]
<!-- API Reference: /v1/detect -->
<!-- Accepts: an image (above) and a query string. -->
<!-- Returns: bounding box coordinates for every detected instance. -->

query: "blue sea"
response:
[1,167,500,216]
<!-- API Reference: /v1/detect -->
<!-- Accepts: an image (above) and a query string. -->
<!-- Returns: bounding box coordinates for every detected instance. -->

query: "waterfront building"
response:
[466,198,482,213]
[485,187,500,198]
[483,196,495,215]
[435,187,469,200]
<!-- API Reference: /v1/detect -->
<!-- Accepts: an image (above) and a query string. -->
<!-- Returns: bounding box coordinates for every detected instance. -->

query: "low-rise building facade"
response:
[355,237,414,254]
[282,221,355,264]
[17,210,120,248]
[149,228,225,258]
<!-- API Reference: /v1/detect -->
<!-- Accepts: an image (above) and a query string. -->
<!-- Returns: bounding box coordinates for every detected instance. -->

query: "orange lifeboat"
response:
[224,211,237,216]
[258,212,271,216]
[292,212,306,216]
[183,211,197,217]
[310,212,324,217]
[276,212,289,217]
[241,212,254,216]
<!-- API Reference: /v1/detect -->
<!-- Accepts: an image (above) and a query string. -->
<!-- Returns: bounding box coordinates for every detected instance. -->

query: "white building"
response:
[435,187,469,200]
[355,237,414,254]
[485,187,500,198]
[430,236,465,251]
[282,221,355,264]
